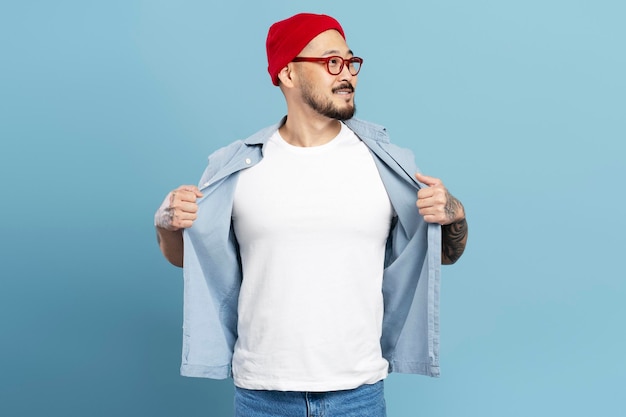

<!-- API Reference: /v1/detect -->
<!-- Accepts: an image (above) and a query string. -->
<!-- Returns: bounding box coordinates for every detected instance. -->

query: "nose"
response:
[338,61,355,81]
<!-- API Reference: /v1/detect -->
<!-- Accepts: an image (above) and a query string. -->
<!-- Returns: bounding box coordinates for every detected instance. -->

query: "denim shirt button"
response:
[245,158,252,165]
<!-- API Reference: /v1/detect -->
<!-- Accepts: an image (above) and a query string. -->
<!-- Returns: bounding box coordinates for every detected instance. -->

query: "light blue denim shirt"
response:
[181,117,442,379]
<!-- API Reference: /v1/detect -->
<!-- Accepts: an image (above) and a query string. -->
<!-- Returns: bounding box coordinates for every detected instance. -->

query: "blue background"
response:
[1,1,624,416]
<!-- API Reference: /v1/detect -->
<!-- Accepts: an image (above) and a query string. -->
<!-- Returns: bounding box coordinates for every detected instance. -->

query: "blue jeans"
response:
[234,380,387,417]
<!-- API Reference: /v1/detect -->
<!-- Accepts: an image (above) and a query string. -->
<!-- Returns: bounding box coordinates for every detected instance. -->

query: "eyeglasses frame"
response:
[291,56,364,76]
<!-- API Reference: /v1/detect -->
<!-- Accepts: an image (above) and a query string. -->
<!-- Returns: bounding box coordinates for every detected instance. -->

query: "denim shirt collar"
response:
[242,117,392,146]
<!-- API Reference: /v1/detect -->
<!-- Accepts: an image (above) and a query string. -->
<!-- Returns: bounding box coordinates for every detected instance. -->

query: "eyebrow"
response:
[322,49,354,57]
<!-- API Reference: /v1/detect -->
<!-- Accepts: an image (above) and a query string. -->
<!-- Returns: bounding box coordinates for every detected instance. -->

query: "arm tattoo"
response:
[441,218,468,264]
[441,195,468,264]
[154,192,176,231]
[444,190,458,223]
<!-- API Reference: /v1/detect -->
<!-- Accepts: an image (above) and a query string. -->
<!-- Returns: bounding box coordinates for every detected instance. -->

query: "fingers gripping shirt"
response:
[231,123,394,391]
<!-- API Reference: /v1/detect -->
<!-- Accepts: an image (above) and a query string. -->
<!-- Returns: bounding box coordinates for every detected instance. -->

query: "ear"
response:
[277,64,296,88]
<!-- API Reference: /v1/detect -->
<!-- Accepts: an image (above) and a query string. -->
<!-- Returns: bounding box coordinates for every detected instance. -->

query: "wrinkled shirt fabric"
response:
[181,117,442,379]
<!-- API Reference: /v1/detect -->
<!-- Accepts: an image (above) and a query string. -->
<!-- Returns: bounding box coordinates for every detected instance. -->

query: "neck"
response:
[279,110,342,147]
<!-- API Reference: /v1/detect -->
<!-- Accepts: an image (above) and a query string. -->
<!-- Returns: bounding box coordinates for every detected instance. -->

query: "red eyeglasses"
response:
[291,56,363,76]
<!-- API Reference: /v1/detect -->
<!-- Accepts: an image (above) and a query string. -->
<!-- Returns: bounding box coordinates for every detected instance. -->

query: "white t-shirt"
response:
[231,123,394,391]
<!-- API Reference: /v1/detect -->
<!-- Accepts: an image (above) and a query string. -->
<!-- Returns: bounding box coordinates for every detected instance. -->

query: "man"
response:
[155,13,467,417]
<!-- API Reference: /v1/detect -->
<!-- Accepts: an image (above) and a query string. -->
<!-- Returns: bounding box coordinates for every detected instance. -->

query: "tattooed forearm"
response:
[444,190,460,223]
[441,217,468,265]
[154,192,177,231]
[441,194,467,264]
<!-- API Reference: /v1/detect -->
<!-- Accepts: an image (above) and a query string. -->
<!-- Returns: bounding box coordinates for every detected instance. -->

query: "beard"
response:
[300,80,356,121]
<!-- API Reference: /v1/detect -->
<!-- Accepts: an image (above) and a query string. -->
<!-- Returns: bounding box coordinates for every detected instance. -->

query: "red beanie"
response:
[266,13,345,86]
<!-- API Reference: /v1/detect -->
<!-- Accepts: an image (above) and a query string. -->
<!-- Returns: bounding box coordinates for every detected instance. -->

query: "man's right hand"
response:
[155,185,203,231]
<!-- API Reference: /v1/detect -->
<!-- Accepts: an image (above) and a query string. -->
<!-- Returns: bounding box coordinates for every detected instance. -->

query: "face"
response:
[293,30,358,120]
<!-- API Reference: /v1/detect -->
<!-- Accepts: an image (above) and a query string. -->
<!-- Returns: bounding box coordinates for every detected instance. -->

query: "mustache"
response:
[332,83,355,93]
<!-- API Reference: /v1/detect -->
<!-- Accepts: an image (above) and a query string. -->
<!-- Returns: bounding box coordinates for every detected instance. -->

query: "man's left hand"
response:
[415,172,465,225]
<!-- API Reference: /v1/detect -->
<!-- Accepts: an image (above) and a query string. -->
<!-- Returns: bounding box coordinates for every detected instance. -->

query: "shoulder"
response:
[207,140,247,165]
[198,140,247,187]
[345,118,416,164]
[206,118,283,165]
[344,118,390,143]
[198,120,281,186]
[345,118,420,186]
